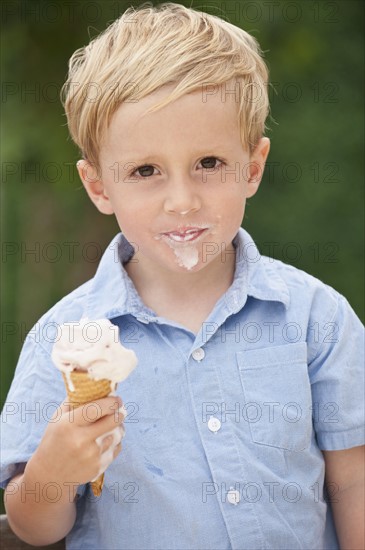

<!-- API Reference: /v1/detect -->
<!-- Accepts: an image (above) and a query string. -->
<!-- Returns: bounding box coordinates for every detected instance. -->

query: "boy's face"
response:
[78,84,270,276]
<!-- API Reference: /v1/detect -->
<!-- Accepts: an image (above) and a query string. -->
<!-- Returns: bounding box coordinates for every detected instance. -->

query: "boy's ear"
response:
[76,160,114,215]
[246,137,270,198]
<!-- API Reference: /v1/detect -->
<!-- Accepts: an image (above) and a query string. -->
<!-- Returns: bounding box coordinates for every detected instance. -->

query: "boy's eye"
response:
[135,165,155,177]
[131,157,223,179]
[199,157,222,169]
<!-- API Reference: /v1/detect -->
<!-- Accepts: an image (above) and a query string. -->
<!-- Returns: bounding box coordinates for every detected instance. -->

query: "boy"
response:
[1,2,364,549]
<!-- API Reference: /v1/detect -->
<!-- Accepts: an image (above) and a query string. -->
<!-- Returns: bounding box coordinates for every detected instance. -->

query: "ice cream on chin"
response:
[51,318,137,496]
[167,241,199,270]
[154,223,220,271]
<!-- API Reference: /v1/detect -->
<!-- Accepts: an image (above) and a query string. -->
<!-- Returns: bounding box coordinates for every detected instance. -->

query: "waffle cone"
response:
[62,371,116,497]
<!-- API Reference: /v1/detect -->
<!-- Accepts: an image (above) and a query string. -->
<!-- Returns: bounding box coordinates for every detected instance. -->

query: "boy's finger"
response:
[97,426,124,453]
[92,413,125,440]
[98,434,114,453]
[54,399,72,417]
[71,397,123,426]
[113,442,122,459]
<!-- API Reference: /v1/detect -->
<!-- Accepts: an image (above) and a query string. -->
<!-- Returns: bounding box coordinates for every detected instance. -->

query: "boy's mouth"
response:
[159,226,209,243]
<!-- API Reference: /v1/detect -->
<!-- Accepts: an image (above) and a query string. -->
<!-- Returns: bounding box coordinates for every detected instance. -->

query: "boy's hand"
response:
[3,398,124,545]
[27,396,125,487]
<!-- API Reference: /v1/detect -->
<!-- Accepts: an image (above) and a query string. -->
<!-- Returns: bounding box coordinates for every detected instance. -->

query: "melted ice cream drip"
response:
[170,244,199,270]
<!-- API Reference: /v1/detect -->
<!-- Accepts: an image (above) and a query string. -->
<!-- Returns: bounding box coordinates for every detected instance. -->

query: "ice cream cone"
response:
[62,371,116,496]
[53,318,137,497]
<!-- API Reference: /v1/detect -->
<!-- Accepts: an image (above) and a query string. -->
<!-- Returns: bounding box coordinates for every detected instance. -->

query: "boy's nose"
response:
[163,179,202,215]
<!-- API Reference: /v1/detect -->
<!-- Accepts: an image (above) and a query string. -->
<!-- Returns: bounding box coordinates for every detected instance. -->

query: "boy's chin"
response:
[164,250,224,274]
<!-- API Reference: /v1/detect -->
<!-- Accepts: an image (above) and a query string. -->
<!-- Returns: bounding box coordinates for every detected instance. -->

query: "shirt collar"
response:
[85,228,290,320]
[228,228,290,312]
[85,234,148,320]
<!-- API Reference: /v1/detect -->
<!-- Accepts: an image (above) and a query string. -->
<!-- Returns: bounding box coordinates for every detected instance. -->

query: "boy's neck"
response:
[124,246,237,320]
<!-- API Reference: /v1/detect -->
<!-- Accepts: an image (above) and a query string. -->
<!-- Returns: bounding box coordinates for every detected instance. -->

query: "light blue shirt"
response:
[1,228,364,550]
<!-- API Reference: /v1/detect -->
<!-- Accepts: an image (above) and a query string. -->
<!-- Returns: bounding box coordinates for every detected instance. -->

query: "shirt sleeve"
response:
[0,328,86,497]
[308,291,365,450]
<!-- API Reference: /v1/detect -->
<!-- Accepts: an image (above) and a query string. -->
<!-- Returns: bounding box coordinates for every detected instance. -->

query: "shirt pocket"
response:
[236,342,312,452]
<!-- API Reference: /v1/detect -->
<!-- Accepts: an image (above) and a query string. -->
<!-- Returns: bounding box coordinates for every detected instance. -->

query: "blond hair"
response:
[61,2,269,169]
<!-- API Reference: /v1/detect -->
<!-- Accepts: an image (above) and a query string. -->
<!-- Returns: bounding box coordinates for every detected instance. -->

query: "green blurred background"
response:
[1,0,364,510]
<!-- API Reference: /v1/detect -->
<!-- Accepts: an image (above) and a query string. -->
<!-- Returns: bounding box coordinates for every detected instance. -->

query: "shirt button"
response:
[192,347,205,361]
[227,488,240,505]
[208,416,221,433]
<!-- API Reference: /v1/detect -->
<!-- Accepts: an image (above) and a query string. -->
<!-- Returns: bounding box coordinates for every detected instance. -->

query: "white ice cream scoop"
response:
[51,318,137,390]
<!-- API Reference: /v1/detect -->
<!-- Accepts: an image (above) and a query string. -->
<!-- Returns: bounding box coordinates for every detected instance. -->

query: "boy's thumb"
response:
[59,399,73,413]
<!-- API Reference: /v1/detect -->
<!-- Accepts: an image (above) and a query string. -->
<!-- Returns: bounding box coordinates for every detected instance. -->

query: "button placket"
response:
[186,330,264,547]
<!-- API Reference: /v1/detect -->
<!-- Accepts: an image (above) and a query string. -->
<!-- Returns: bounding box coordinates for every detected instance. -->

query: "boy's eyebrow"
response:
[120,154,157,164]
[119,147,232,163]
